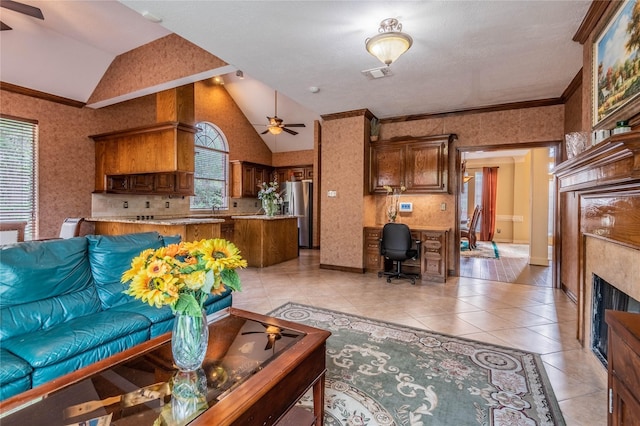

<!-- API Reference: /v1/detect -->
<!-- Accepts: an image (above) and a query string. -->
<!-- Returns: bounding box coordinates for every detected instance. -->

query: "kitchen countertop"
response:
[85,216,225,225]
[231,215,299,220]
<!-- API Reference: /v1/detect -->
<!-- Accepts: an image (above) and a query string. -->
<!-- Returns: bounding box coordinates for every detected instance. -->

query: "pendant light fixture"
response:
[365,18,413,66]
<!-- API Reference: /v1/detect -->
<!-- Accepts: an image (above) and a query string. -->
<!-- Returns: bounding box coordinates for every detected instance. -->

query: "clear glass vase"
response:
[262,198,278,217]
[172,310,209,371]
[170,369,208,423]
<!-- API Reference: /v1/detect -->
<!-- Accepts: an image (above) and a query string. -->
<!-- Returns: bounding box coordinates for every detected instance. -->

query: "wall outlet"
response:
[145,201,150,208]
[165,202,170,208]
[497,228,501,234]
[327,190,337,198]
[440,203,446,211]
[123,201,128,209]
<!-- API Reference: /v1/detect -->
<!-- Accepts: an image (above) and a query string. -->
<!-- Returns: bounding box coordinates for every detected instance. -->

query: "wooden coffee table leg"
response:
[313,372,326,426]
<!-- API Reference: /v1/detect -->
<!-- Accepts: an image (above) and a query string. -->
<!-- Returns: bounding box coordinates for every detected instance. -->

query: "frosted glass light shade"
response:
[365,18,413,66]
[366,32,413,66]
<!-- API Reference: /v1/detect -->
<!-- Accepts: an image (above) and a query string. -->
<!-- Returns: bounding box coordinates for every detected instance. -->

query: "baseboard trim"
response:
[319,264,364,274]
[562,283,578,304]
[528,256,549,266]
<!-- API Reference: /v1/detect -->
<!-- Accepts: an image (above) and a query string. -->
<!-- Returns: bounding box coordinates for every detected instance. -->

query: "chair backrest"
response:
[381,223,413,260]
[59,217,84,239]
[468,205,482,232]
[0,221,27,244]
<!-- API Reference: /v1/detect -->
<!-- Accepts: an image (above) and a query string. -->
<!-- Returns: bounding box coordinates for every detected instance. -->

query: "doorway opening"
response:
[456,144,561,288]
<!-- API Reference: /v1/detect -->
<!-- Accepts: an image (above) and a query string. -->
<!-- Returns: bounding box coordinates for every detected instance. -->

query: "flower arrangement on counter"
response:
[257,180,283,217]
[121,239,246,316]
[383,185,406,222]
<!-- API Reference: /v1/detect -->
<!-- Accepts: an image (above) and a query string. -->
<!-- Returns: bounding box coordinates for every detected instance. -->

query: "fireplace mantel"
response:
[555,132,640,249]
[554,131,640,193]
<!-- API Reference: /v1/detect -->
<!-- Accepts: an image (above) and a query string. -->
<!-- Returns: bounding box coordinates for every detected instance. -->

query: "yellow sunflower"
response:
[201,239,247,271]
[124,274,178,308]
[146,258,170,277]
[121,249,154,283]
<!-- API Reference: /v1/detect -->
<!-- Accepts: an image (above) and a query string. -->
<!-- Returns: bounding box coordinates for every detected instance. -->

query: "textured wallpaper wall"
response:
[322,105,564,271]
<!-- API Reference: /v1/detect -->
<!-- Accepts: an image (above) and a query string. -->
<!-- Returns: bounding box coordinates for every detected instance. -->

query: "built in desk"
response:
[364,225,449,282]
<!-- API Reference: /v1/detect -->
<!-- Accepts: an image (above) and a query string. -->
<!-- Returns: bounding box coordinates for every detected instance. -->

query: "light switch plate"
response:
[399,202,413,212]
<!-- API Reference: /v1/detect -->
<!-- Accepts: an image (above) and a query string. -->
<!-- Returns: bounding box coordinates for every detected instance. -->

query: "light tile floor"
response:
[232,249,608,426]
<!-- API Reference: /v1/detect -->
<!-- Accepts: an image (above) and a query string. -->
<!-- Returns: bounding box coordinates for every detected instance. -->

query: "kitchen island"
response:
[232,215,298,267]
[86,216,224,241]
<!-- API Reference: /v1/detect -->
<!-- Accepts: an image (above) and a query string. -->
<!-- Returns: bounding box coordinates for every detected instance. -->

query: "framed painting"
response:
[594,0,640,127]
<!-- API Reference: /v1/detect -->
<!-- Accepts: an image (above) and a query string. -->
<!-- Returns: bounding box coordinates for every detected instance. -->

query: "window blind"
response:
[191,122,229,210]
[0,116,37,240]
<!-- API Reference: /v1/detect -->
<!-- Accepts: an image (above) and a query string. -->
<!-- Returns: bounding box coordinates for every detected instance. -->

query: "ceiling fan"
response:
[241,323,299,351]
[256,91,305,136]
[1,0,44,31]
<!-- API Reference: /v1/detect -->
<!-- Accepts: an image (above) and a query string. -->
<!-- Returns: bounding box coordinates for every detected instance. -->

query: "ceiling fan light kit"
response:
[365,18,413,66]
[257,91,305,136]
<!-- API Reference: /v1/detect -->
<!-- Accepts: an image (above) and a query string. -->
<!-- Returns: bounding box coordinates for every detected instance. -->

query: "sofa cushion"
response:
[162,234,182,245]
[31,327,150,387]
[0,238,101,341]
[2,310,150,369]
[87,232,166,309]
[0,349,31,385]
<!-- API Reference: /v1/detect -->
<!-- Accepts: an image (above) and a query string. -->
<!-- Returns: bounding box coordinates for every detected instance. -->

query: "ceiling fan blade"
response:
[282,128,298,136]
[283,124,305,128]
[1,0,44,19]
[260,129,270,135]
[0,20,11,30]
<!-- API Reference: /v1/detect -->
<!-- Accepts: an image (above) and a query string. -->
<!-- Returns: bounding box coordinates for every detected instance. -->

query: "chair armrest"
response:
[413,239,422,259]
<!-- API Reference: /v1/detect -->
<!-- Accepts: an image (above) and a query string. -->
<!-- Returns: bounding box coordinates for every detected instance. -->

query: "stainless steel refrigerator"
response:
[283,180,313,248]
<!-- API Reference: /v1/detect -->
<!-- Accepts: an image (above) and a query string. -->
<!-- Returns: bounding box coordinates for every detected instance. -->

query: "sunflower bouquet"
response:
[121,239,247,316]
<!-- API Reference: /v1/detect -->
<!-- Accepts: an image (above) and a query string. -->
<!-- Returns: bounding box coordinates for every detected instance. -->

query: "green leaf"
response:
[220,269,242,292]
[172,293,202,316]
[202,269,215,294]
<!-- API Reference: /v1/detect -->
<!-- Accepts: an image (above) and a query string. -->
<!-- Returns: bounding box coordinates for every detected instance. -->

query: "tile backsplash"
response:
[91,193,262,218]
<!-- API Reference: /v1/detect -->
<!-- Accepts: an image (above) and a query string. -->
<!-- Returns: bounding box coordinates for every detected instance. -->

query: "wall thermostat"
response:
[399,202,413,212]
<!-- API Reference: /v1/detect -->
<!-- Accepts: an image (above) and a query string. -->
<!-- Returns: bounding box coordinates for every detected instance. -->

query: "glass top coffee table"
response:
[0,307,330,426]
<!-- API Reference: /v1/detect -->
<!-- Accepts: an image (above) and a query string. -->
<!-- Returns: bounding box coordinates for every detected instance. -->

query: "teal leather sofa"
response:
[0,232,232,401]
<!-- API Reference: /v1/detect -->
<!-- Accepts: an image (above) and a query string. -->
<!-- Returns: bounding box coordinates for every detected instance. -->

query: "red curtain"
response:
[480,167,498,241]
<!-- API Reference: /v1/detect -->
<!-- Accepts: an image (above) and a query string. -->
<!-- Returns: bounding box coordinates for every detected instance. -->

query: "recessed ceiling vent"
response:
[361,66,393,80]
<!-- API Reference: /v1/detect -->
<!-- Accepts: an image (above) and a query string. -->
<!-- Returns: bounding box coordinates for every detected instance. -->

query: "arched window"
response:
[191,122,229,210]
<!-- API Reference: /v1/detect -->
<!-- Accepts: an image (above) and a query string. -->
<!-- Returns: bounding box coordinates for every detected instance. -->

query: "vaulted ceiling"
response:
[0,1,592,153]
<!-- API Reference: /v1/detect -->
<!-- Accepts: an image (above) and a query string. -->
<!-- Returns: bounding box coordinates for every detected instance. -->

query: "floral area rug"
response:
[269,303,565,426]
[460,241,500,259]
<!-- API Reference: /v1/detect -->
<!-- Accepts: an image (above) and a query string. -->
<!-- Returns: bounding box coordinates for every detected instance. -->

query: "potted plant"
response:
[370,117,380,142]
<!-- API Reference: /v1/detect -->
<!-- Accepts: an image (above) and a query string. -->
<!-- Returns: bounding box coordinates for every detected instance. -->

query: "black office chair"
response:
[377,223,421,285]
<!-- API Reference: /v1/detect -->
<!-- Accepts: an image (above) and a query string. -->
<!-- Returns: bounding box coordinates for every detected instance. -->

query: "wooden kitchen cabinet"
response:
[274,165,313,183]
[363,226,449,282]
[369,134,455,194]
[130,174,155,192]
[91,121,198,192]
[105,172,194,196]
[605,310,640,426]
[230,161,274,198]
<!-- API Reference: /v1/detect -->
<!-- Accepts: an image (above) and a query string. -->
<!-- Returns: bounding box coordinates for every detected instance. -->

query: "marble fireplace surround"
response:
[581,235,639,369]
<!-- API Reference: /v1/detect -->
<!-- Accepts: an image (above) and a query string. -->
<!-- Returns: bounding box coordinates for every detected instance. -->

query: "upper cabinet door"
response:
[405,141,448,193]
[369,134,454,194]
[370,144,405,192]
